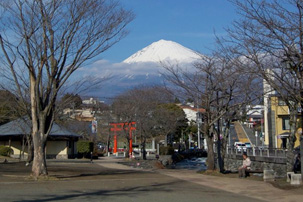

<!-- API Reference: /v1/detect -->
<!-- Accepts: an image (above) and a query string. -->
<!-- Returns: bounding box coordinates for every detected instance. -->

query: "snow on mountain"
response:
[80,40,204,100]
[123,39,202,64]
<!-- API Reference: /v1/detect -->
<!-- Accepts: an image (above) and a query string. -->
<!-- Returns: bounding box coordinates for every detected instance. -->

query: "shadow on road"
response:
[14,180,179,202]
[0,161,151,181]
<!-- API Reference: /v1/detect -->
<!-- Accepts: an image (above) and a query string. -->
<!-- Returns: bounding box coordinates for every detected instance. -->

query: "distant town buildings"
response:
[178,103,205,124]
[246,105,264,128]
[82,97,104,105]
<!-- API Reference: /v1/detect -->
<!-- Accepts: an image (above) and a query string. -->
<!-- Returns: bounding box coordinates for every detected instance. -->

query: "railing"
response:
[225,146,287,158]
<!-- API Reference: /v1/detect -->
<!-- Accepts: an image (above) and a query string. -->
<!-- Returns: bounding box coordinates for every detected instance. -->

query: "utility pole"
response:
[216,91,223,173]
[197,100,201,149]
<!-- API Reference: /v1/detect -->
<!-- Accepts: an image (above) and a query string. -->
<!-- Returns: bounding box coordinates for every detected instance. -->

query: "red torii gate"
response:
[109,122,136,156]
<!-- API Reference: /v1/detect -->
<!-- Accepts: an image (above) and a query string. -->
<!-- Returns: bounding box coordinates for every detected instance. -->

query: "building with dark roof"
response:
[0,117,80,159]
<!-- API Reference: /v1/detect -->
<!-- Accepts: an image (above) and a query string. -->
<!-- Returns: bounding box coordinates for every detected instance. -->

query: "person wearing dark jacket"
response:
[293,153,301,174]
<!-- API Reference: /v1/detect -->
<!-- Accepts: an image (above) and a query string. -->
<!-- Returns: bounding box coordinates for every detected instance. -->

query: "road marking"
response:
[234,122,249,143]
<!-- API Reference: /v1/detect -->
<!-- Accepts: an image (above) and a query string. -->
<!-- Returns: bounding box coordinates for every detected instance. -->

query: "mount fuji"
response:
[84,40,203,100]
[123,39,202,64]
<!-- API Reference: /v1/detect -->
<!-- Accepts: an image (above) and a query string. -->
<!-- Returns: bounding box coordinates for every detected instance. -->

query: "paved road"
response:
[0,158,302,202]
[229,123,239,146]
[0,173,261,202]
[0,159,262,202]
[234,122,250,143]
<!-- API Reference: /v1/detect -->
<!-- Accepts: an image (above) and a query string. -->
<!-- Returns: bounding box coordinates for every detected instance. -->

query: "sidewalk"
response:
[160,169,303,202]
[96,157,139,170]
[98,157,303,202]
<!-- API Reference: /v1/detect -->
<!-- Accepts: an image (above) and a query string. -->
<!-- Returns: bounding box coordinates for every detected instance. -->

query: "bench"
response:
[245,169,263,177]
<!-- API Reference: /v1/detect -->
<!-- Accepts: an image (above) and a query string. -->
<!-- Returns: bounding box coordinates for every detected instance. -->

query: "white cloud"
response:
[77,59,167,78]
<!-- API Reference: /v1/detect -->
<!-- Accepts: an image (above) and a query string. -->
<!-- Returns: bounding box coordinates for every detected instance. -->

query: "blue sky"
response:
[101,0,238,63]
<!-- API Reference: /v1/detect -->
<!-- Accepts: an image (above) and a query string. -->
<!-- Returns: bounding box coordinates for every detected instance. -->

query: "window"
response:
[278,98,286,106]
[282,117,290,130]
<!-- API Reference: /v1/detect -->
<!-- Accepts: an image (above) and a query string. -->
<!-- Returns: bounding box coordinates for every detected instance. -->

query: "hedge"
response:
[77,141,94,157]
[0,146,13,157]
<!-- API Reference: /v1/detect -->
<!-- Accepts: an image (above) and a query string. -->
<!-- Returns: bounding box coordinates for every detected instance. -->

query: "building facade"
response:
[268,96,301,149]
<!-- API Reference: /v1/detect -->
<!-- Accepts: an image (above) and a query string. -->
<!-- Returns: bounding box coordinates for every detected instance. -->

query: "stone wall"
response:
[224,154,287,177]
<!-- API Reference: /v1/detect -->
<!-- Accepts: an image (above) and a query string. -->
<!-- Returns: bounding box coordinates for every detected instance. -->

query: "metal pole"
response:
[255,131,258,147]
[228,129,231,147]
[197,100,201,149]
[261,110,264,144]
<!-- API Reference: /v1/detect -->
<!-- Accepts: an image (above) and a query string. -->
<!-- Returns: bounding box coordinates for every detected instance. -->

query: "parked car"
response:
[245,142,252,148]
[234,142,246,152]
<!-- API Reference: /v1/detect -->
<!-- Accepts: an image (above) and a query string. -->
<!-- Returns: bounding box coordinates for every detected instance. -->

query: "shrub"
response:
[159,146,174,155]
[0,145,13,157]
[77,141,93,158]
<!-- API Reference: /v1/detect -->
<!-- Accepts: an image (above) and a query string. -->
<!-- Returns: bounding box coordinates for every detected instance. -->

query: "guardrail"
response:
[225,146,287,158]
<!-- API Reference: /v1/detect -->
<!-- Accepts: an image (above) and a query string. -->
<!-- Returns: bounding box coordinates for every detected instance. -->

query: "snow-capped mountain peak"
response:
[123,39,202,64]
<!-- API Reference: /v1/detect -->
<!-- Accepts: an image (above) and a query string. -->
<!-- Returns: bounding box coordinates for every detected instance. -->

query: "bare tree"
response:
[112,86,185,160]
[0,0,134,177]
[224,0,303,171]
[162,51,260,171]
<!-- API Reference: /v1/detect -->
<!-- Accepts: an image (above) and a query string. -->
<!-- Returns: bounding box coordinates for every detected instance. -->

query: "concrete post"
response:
[157,144,160,155]
[252,147,255,156]
[287,172,294,182]
[263,169,275,181]
[291,174,302,185]
[267,149,270,157]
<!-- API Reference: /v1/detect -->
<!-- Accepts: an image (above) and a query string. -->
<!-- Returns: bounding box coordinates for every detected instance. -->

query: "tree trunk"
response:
[221,128,229,171]
[125,137,130,158]
[26,138,34,165]
[216,118,224,172]
[29,75,50,177]
[286,107,297,171]
[206,134,215,170]
[221,120,230,171]
[32,132,48,177]
[142,138,147,160]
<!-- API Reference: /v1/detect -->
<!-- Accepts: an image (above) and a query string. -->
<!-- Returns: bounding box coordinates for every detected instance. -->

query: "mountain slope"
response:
[123,39,202,64]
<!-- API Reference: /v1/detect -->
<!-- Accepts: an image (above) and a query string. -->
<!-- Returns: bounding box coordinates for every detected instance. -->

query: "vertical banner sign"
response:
[92,120,97,134]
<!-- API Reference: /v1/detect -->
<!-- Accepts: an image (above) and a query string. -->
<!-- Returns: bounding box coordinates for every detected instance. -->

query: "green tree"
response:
[60,93,82,109]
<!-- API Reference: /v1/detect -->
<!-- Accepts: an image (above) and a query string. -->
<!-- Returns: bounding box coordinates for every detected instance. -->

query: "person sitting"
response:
[238,153,251,178]
[293,153,301,174]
